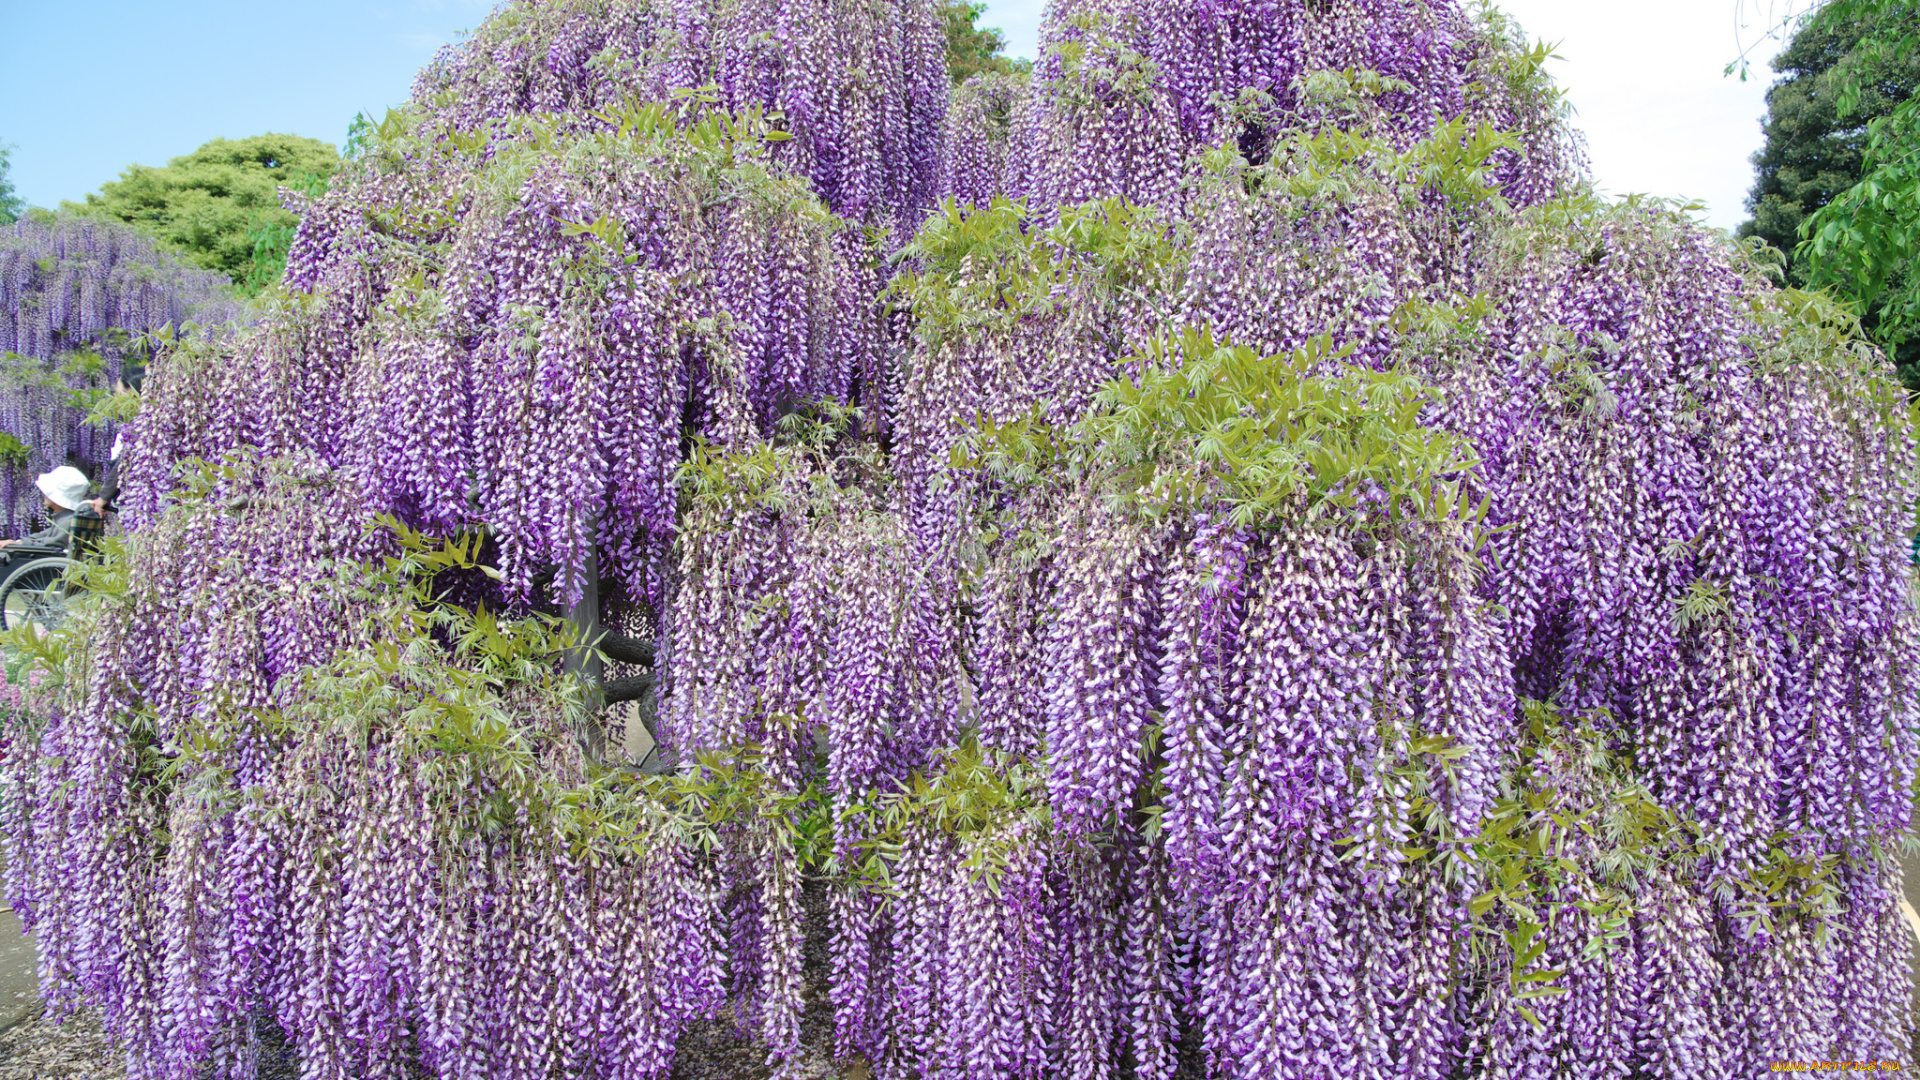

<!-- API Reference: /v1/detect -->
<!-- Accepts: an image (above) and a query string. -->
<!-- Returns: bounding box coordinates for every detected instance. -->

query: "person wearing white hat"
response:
[0,465,94,555]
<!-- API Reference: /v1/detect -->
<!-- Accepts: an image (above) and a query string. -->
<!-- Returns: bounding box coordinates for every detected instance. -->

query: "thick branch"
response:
[601,673,655,705]
[599,633,655,667]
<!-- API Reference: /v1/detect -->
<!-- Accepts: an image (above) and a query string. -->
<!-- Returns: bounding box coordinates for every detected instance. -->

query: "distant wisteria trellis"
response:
[0,214,236,536]
[0,0,1912,1078]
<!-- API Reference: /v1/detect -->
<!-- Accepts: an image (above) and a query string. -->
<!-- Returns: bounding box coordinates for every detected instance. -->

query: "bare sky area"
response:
[0,0,495,210]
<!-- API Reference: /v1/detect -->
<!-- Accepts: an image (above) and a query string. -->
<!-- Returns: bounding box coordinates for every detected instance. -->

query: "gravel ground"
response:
[0,1004,862,1080]
[0,1008,120,1080]
[668,877,871,1080]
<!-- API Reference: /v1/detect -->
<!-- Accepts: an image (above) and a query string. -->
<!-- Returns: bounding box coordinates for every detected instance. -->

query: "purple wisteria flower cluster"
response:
[996,0,1580,215]
[129,96,883,607]
[0,0,1913,1076]
[0,213,236,535]
[2,457,748,1080]
[407,0,947,232]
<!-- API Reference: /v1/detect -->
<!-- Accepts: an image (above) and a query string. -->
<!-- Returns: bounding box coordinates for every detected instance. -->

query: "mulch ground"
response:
[0,1008,121,1080]
[0,1004,855,1080]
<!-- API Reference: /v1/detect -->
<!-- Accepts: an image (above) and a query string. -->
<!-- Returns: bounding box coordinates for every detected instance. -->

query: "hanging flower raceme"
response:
[661,419,964,792]
[1011,0,1577,216]
[409,0,947,230]
[940,72,1033,209]
[6,0,1916,1075]
[0,213,237,536]
[131,97,879,609]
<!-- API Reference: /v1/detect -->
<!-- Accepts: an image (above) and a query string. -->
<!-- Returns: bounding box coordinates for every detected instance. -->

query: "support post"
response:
[564,543,606,761]
[563,540,663,770]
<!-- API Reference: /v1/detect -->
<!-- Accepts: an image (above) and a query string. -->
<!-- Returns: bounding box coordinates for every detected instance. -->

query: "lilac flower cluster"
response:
[134,102,878,607]
[3,0,1915,1075]
[411,0,947,230]
[0,457,751,1080]
[0,213,236,535]
[1009,0,1577,215]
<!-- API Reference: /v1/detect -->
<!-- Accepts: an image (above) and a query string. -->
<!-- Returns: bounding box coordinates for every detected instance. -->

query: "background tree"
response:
[940,0,1029,84]
[66,133,339,293]
[0,142,26,225]
[1739,2,1920,384]
[1739,6,1919,268]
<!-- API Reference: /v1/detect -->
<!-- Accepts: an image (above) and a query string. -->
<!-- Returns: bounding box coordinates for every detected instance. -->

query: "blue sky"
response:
[3,0,1790,231]
[1,0,496,206]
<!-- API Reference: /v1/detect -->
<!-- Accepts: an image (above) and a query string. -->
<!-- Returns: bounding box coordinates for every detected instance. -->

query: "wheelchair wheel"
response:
[0,557,79,635]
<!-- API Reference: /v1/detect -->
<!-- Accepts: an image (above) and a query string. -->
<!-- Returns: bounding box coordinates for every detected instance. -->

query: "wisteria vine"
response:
[1,0,1913,1076]
[0,213,236,536]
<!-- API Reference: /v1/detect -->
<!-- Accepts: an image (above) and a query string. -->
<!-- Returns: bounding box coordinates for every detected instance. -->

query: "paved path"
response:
[0,909,35,1045]
[0,909,34,1030]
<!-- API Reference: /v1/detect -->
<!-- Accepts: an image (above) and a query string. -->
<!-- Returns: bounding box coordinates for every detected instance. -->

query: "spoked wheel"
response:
[0,557,78,635]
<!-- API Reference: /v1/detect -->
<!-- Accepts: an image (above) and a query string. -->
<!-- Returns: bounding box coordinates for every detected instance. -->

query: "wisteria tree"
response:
[1,0,1912,1078]
[0,211,236,537]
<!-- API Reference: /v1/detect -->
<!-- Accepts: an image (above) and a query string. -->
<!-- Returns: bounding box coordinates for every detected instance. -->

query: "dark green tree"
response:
[67,133,339,293]
[940,0,1029,84]
[1739,6,1920,278]
[0,142,26,224]
[1741,1,1920,388]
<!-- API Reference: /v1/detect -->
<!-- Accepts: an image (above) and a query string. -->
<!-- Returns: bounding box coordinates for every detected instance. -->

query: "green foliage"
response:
[844,738,1051,896]
[1215,112,1521,213]
[1761,0,1920,387]
[83,387,142,429]
[887,738,1048,844]
[1738,5,1919,269]
[351,87,813,248]
[1456,704,1689,1019]
[678,437,811,516]
[677,402,890,524]
[242,223,299,294]
[0,341,150,430]
[0,140,25,224]
[587,86,796,156]
[959,326,1484,532]
[0,350,66,397]
[1739,286,1912,430]
[1464,11,1566,113]
[286,525,829,861]
[1362,699,1842,1025]
[1050,17,1161,110]
[342,112,376,162]
[890,195,1182,344]
[1799,95,1920,367]
[68,133,340,293]
[0,433,31,470]
[939,0,1029,84]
